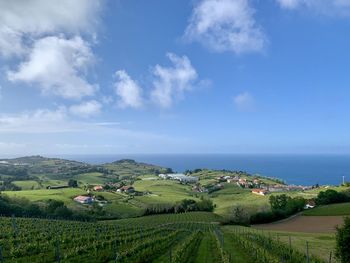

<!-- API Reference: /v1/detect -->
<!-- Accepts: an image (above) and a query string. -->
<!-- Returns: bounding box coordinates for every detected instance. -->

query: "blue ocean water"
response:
[59,154,350,186]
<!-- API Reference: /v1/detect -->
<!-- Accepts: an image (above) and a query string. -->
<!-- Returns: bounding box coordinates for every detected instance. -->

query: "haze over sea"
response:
[58,154,350,186]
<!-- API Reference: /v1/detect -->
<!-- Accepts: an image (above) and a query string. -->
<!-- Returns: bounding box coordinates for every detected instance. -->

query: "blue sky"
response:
[1,0,350,155]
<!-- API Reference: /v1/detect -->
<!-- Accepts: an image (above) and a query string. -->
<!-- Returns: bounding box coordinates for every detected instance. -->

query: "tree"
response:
[316,189,348,205]
[336,217,350,263]
[285,196,306,214]
[197,198,214,212]
[269,194,289,211]
[46,199,65,214]
[226,206,249,225]
[68,179,78,188]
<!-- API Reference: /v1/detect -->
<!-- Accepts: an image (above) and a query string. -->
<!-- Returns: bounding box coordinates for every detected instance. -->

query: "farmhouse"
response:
[93,185,104,191]
[120,186,135,193]
[304,200,316,209]
[74,196,93,204]
[252,189,268,196]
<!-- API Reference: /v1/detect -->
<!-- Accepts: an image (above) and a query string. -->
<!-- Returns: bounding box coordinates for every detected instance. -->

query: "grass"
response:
[221,227,255,263]
[304,202,350,216]
[3,188,86,207]
[211,183,270,215]
[75,172,107,185]
[264,230,336,262]
[133,179,196,204]
[223,225,337,262]
[12,180,40,190]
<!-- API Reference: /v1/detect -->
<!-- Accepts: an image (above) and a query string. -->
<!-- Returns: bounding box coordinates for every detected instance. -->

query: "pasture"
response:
[303,202,350,216]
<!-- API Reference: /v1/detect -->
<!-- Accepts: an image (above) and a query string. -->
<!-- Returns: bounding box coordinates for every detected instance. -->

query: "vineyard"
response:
[0,212,329,263]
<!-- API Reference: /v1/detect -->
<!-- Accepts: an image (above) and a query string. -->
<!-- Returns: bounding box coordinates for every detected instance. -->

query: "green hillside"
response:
[303,202,350,216]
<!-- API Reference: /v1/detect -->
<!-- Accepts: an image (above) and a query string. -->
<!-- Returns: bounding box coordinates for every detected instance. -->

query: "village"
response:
[71,171,317,207]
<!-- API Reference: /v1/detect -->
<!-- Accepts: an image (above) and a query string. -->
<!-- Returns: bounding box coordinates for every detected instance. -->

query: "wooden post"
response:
[0,245,3,263]
[289,236,292,260]
[329,251,332,263]
[55,241,61,263]
[306,241,310,263]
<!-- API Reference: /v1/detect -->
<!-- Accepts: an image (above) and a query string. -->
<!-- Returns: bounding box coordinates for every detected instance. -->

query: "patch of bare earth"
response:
[254,215,345,233]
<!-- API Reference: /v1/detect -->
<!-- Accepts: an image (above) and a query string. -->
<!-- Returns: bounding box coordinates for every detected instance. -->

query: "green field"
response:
[3,188,86,207]
[304,202,350,216]
[133,179,196,204]
[12,180,40,190]
[75,172,107,185]
[257,229,336,262]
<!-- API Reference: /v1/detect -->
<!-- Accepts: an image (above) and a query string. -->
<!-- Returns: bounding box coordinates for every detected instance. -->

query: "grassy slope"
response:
[304,202,350,216]
[12,180,40,190]
[265,230,336,262]
[3,188,86,207]
[133,179,195,204]
[211,183,269,215]
[75,172,107,185]
[223,226,336,263]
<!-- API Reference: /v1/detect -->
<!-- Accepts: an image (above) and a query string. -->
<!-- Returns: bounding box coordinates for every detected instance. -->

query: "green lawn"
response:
[304,202,350,216]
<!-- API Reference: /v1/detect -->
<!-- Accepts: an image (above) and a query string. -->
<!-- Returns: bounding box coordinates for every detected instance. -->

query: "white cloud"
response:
[0,0,101,57]
[0,107,74,133]
[184,0,266,54]
[151,53,198,108]
[233,92,255,111]
[7,36,97,99]
[114,70,144,109]
[0,107,106,133]
[276,0,350,16]
[0,26,26,58]
[69,100,102,118]
[276,0,301,9]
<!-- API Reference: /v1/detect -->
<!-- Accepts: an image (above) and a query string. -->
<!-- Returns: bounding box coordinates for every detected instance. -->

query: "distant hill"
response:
[0,155,170,180]
[102,158,172,178]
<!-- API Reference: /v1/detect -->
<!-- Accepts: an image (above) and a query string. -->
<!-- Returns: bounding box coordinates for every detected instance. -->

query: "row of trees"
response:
[144,198,214,215]
[249,194,306,224]
[316,189,350,205]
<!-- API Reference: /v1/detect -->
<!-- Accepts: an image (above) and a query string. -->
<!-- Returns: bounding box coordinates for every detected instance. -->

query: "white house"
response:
[252,189,268,196]
[74,196,93,204]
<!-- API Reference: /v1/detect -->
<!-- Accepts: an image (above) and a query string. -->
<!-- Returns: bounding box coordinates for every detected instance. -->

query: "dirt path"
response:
[254,215,345,233]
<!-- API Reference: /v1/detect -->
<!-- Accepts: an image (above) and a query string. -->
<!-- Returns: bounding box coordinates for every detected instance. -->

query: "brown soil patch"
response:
[254,216,345,233]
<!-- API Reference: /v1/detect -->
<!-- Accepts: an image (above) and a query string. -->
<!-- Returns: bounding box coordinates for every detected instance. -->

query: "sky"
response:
[1,0,350,155]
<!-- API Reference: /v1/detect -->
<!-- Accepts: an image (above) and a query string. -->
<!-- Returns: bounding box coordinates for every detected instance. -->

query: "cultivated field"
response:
[0,212,326,263]
[254,215,344,233]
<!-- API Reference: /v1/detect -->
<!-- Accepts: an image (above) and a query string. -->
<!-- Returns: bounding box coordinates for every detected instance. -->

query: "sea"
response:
[57,154,350,186]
